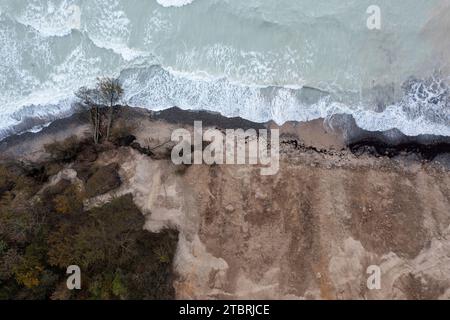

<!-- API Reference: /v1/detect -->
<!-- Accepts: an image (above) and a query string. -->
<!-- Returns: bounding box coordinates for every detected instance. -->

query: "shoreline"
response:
[1,106,449,165]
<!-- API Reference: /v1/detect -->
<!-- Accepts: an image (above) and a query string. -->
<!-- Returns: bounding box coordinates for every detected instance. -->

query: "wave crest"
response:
[156,0,195,8]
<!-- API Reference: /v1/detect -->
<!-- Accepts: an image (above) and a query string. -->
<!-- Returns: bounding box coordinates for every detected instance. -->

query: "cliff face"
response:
[114,146,449,299]
[1,108,449,300]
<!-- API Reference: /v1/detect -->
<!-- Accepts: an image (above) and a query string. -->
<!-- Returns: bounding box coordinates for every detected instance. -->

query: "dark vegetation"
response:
[0,86,277,300]
[0,135,178,300]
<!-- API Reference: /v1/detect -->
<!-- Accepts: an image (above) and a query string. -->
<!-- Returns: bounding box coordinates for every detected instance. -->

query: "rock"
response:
[73,162,94,182]
[85,163,121,197]
[225,204,235,212]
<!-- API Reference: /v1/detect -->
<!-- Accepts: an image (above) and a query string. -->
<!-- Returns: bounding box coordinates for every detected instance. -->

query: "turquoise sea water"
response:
[0,0,449,137]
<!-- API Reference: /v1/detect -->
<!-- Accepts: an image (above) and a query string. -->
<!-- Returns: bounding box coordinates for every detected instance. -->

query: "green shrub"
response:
[47,195,178,299]
[0,147,179,300]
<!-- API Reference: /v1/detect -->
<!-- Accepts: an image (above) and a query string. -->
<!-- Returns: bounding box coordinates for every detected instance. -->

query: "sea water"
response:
[0,0,449,138]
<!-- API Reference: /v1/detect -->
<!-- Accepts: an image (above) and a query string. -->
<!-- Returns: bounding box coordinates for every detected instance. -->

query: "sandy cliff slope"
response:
[1,107,449,299]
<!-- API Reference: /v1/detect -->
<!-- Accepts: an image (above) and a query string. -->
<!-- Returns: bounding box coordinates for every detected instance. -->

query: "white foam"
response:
[1,64,449,140]
[89,37,147,62]
[82,0,146,62]
[0,0,448,139]
[172,43,307,89]
[120,66,450,137]
[15,1,81,37]
[156,0,195,8]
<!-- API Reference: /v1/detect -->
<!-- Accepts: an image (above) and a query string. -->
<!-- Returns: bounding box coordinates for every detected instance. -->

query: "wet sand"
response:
[1,106,449,163]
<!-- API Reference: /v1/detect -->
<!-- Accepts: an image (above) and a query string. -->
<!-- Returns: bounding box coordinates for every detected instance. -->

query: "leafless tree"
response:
[75,86,101,144]
[97,77,124,141]
[75,78,124,143]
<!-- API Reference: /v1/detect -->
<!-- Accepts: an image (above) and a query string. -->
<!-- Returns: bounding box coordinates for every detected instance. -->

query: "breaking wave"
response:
[2,64,448,139]
[156,0,196,8]
[0,0,449,139]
